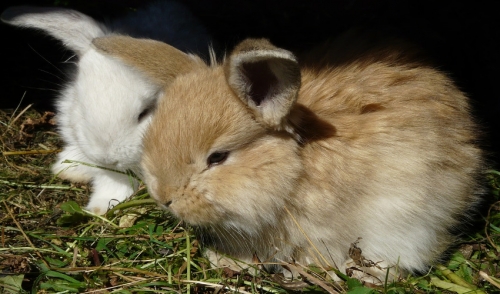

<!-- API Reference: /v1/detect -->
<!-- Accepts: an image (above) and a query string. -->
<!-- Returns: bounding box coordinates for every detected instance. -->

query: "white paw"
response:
[52,147,94,183]
[85,196,123,215]
[85,170,138,215]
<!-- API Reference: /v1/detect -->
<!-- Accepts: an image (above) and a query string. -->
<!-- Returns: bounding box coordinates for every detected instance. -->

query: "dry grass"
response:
[1,106,500,293]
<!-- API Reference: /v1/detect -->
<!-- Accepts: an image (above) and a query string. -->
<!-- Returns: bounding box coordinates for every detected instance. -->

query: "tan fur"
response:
[92,35,205,85]
[94,31,484,282]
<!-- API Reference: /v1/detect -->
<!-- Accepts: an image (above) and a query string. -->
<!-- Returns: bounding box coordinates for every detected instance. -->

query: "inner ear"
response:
[241,60,278,106]
[225,38,301,129]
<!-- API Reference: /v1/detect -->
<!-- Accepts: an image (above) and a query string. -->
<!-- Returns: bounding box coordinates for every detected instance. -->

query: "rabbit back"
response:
[288,36,483,271]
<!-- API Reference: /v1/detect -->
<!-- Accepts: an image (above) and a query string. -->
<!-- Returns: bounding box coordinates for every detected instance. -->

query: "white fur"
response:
[1,1,212,214]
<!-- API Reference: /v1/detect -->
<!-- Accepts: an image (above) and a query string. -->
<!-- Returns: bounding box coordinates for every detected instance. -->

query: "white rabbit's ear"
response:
[92,35,205,85]
[225,38,301,129]
[1,6,106,55]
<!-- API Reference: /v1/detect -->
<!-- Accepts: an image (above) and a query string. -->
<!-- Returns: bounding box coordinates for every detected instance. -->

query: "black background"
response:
[1,0,499,164]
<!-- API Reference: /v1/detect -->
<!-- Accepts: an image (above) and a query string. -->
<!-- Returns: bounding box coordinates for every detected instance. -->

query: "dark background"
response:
[1,0,499,164]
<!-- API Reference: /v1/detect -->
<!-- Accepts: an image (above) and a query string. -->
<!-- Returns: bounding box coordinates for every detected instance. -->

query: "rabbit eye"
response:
[207,151,229,167]
[138,106,153,122]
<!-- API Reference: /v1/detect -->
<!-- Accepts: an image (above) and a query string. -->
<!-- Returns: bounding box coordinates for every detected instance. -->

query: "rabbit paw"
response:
[205,248,260,276]
[85,170,139,215]
[52,147,94,183]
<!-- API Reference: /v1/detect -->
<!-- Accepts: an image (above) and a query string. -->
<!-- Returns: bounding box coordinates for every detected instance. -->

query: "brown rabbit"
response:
[92,30,484,283]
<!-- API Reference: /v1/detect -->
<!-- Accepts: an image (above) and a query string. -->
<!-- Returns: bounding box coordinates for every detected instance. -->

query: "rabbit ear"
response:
[225,38,301,129]
[1,6,106,55]
[92,35,204,85]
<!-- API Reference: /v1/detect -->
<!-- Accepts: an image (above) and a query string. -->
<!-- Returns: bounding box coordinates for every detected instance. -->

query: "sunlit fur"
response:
[1,2,212,215]
[94,31,484,282]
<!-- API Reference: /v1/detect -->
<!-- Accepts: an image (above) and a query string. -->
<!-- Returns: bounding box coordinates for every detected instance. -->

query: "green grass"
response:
[1,107,500,293]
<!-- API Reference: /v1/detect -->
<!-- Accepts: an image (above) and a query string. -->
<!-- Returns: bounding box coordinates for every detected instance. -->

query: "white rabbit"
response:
[91,30,485,284]
[1,1,213,215]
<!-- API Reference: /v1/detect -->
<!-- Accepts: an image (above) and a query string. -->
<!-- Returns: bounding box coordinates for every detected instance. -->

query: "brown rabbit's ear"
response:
[224,38,301,129]
[92,35,204,85]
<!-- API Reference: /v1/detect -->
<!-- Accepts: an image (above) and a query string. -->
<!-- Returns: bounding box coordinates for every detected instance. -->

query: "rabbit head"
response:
[93,36,302,231]
[2,4,210,214]
[1,6,175,176]
[93,33,484,282]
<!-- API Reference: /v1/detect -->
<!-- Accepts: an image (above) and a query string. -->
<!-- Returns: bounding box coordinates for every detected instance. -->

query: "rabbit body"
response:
[92,32,484,281]
[1,1,212,214]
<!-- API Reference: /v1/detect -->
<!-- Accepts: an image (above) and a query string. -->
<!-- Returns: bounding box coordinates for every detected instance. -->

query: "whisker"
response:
[38,69,66,82]
[36,78,65,89]
[28,44,67,76]
[62,54,77,63]
[21,86,60,93]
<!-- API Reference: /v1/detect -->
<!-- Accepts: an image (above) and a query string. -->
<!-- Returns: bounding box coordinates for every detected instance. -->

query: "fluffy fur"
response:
[92,31,484,282]
[1,1,212,214]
